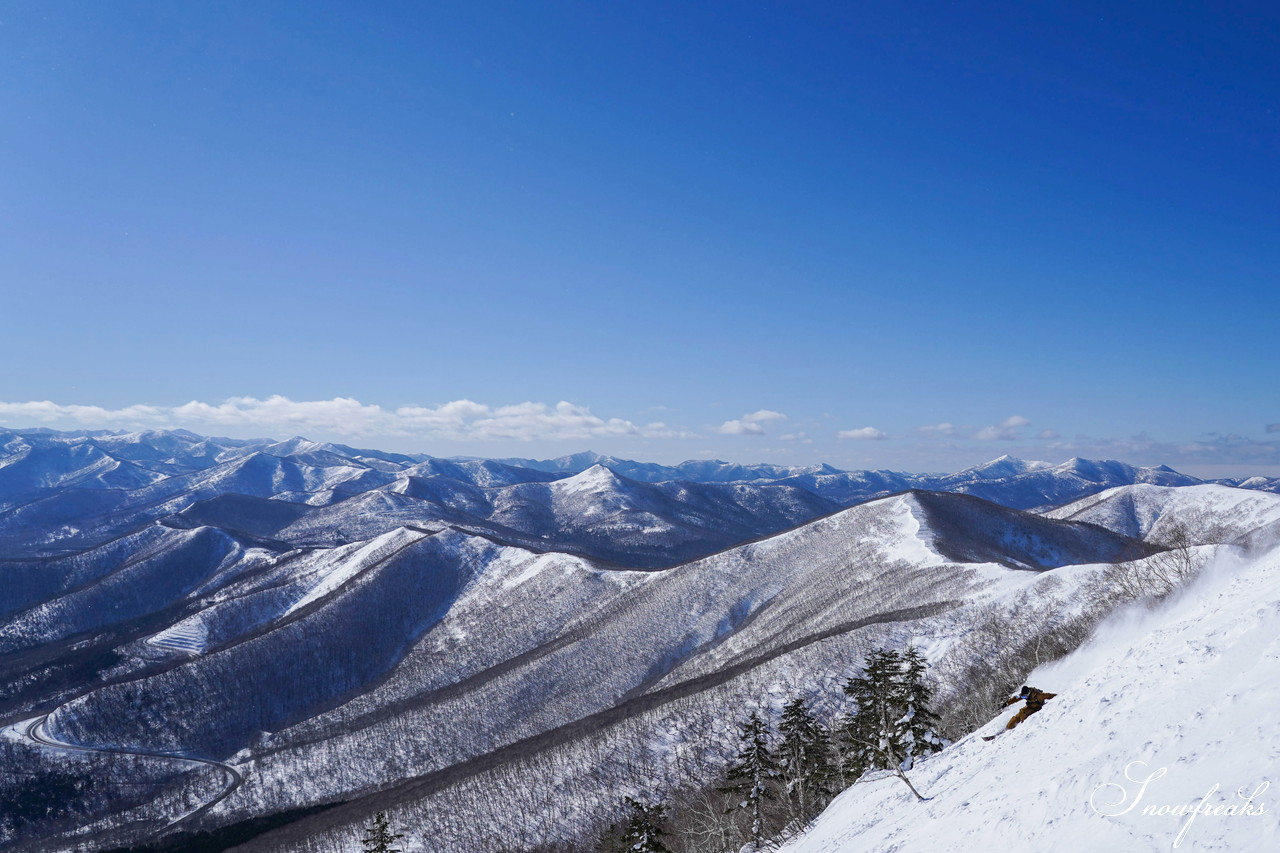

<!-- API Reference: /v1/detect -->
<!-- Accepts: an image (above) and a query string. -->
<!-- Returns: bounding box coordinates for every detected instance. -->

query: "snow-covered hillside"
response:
[2,428,1276,852]
[781,544,1280,853]
[0,428,1257,569]
[1046,483,1280,548]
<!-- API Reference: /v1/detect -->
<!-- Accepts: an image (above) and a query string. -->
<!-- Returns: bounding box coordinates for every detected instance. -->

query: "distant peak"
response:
[577,463,628,482]
[267,436,325,455]
[1054,457,1130,476]
[558,450,609,465]
[958,455,1037,477]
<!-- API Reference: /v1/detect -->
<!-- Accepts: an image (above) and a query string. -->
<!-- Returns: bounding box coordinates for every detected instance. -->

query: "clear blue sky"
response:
[2,1,1277,474]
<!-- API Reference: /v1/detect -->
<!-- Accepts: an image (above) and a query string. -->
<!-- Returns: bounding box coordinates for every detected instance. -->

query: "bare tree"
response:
[667,785,743,853]
[1099,522,1203,603]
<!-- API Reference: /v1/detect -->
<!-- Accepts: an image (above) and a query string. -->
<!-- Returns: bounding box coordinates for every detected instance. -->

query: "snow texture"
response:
[782,545,1280,853]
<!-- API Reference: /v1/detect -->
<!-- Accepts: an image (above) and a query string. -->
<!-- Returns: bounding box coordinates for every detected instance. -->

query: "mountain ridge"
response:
[1,427,1274,852]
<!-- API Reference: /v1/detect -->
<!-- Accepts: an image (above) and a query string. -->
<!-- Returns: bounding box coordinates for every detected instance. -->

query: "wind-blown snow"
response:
[781,544,1280,852]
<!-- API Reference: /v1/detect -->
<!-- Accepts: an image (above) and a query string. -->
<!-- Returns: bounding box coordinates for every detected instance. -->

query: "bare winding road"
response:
[18,714,245,833]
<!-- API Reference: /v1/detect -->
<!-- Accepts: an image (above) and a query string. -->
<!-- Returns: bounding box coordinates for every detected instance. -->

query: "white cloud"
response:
[712,409,787,436]
[173,396,391,435]
[919,422,956,436]
[975,415,1032,441]
[741,409,787,423]
[1036,429,1061,440]
[714,419,767,436]
[0,396,689,442]
[0,400,171,426]
[838,426,888,441]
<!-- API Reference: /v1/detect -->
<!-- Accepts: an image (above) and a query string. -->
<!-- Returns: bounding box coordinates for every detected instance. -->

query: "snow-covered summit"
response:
[556,462,629,494]
[953,454,1054,478]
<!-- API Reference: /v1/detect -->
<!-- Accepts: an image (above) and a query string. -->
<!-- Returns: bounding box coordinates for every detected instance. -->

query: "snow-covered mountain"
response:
[3,490,1140,851]
[1045,482,1280,548]
[496,450,1208,510]
[1,427,1275,852]
[0,428,1243,569]
[0,431,838,568]
[781,535,1280,853]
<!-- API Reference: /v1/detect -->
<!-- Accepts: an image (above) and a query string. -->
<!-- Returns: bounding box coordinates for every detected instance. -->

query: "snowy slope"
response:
[5,427,1280,852]
[1045,483,1280,547]
[4,426,1269,570]
[781,544,1280,853]
[936,456,1202,509]
[160,492,1142,853]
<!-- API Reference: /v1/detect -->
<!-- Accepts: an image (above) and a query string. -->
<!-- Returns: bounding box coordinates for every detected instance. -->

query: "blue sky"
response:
[2,1,1277,474]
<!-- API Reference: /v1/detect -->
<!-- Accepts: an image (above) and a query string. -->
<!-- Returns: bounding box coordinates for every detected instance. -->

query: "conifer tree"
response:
[777,695,835,822]
[894,645,949,770]
[829,711,869,789]
[841,646,943,802]
[842,647,904,771]
[719,710,780,850]
[617,797,672,853]
[361,811,404,853]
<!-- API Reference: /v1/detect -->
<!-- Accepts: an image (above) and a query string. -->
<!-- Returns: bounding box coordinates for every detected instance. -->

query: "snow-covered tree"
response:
[361,811,404,853]
[841,646,944,801]
[719,710,780,850]
[842,647,905,771]
[617,797,672,853]
[894,645,949,770]
[830,711,869,789]
[777,695,834,822]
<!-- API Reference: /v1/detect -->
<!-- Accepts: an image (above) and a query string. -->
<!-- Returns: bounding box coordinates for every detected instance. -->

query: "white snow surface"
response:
[1046,483,1280,546]
[145,618,209,655]
[282,527,427,616]
[781,544,1280,853]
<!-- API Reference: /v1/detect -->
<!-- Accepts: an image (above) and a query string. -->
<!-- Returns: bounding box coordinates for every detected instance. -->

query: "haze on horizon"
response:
[2,2,1276,476]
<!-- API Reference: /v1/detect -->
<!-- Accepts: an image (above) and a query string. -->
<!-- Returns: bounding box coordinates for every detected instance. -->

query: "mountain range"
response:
[1,427,1278,852]
[6,427,1270,568]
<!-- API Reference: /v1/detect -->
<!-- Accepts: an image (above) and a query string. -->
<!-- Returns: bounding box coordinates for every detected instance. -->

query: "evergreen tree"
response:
[840,646,945,802]
[777,696,835,821]
[617,797,672,853]
[597,816,626,853]
[842,647,905,771]
[719,710,780,850]
[893,645,950,770]
[361,811,404,853]
[829,711,869,789]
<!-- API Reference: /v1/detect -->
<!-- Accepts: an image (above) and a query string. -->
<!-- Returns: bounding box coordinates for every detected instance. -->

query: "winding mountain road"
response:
[19,714,245,833]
